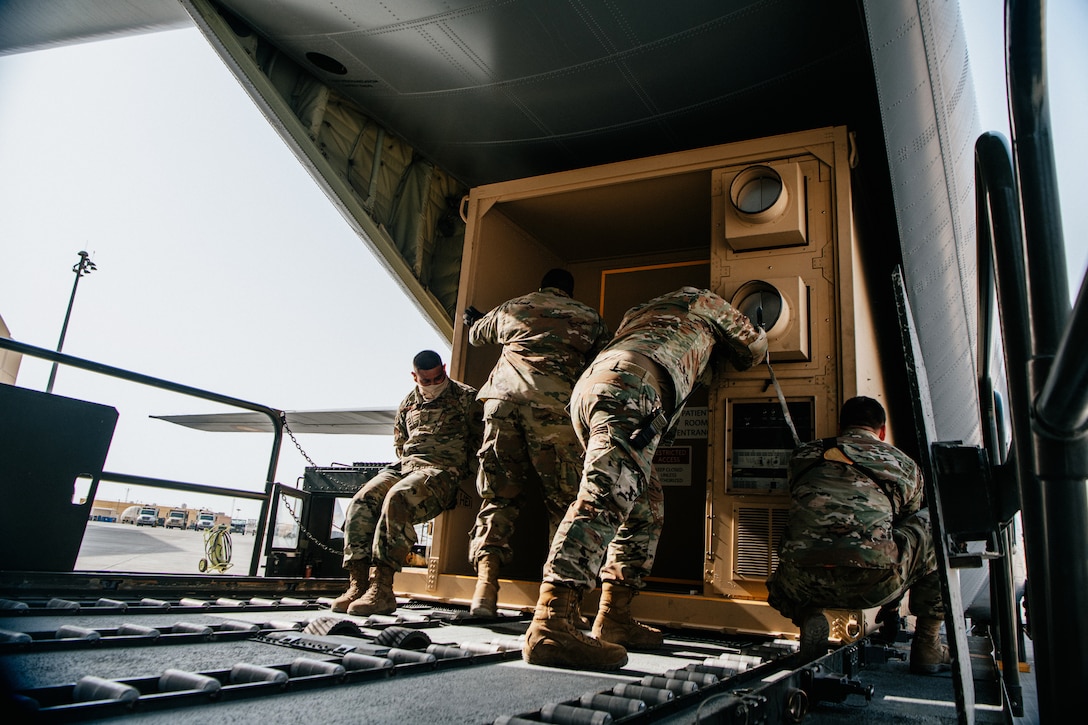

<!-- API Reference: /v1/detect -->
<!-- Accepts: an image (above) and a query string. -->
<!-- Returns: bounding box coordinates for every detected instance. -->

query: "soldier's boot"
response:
[875,599,903,644]
[571,590,593,631]
[798,609,830,660]
[592,582,664,650]
[329,560,370,613]
[470,554,500,617]
[909,617,952,674]
[523,583,628,670]
[347,564,398,616]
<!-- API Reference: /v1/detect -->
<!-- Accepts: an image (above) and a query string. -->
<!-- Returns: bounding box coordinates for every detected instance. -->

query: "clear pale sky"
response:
[0,26,449,522]
[0,1,1085,525]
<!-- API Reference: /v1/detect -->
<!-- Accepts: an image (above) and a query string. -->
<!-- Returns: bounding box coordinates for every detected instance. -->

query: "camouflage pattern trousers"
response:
[766,509,945,623]
[541,352,666,591]
[468,399,582,567]
[341,465,458,570]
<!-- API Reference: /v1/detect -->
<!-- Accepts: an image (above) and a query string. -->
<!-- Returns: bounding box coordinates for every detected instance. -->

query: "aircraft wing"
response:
[151,408,396,436]
[0,0,189,56]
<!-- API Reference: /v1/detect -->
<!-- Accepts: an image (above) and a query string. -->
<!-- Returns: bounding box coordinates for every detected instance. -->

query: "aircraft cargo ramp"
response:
[0,575,1034,725]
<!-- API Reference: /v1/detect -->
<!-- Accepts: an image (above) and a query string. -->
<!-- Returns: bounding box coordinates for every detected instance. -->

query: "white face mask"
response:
[418,376,450,402]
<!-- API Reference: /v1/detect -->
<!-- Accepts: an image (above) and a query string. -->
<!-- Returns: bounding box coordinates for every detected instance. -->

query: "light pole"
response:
[45,250,97,394]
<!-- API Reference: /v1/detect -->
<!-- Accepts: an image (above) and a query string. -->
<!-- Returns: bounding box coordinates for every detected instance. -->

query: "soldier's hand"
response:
[875,601,902,644]
[463,306,484,327]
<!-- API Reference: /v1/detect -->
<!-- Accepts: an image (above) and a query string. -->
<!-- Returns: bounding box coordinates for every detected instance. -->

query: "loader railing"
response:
[973,1,1088,719]
[0,336,282,576]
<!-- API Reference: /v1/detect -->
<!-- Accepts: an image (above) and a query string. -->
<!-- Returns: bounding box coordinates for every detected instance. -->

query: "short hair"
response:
[540,268,574,296]
[413,349,444,371]
[840,396,886,430]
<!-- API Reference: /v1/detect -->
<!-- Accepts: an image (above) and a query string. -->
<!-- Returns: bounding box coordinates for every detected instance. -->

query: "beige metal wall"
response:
[706,128,876,606]
[402,127,882,636]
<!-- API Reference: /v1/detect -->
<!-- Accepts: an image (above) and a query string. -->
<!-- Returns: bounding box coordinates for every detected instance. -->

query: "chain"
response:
[283,412,319,468]
[278,413,349,555]
[279,494,342,554]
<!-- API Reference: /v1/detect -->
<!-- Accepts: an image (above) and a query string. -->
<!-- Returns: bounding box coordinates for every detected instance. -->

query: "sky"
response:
[0,26,449,523]
[960,0,1087,294]
[0,1,1085,527]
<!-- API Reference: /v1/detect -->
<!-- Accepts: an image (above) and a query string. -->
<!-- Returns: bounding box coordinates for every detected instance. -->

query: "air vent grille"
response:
[734,505,788,579]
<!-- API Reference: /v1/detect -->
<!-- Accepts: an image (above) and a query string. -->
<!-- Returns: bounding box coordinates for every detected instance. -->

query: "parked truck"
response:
[135,507,158,527]
[193,512,216,531]
[164,510,187,529]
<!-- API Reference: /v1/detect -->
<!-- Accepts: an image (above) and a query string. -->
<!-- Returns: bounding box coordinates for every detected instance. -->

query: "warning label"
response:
[674,407,708,439]
[654,446,692,487]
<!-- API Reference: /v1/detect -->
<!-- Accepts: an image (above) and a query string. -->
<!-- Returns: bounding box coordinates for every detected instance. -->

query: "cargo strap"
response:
[765,351,802,447]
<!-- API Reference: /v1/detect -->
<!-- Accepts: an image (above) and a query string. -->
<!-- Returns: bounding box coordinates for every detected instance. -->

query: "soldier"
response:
[330,350,483,616]
[462,268,611,619]
[523,286,767,670]
[765,396,951,673]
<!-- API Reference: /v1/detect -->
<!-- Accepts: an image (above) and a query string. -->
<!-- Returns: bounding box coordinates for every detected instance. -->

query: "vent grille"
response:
[734,505,788,579]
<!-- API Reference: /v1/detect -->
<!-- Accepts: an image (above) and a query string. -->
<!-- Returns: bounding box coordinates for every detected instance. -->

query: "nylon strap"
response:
[766,350,802,447]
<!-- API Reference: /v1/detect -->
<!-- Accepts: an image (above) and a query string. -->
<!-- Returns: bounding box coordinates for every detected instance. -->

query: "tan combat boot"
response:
[909,616,952,674]
[592,581,664,649]
[470,553,500,617]
[798,609,830,660]
[572,590,593,631]
[523,583,628,670]
[347,563,398,616]
[329,560,371,613]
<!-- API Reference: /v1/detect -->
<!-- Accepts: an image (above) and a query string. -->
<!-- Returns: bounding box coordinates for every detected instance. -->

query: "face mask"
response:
[418,376,450,402]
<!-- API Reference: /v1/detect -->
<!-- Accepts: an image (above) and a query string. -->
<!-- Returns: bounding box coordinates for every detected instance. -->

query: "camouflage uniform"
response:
[468,286,610,566]
[542,287,766,590]
[342,379,483,570]
[765,427,945,623]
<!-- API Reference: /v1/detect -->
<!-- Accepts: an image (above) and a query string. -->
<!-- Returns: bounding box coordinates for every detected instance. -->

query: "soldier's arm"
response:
[703,301,767,371]
[468,304,502,346]
[587,318,612,361]
[465,392,485,472]
[878,447,924,520]
[899,459,926,516]
[392,398,410,459]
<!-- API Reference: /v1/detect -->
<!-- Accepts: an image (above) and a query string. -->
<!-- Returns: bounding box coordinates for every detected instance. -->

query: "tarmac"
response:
[75,520,261,576]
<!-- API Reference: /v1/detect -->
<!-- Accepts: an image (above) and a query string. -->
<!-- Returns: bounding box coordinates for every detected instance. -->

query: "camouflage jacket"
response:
[604,286,766,409]
[469,286,610,409]
[393,379,483,478]
[777,426,925,569]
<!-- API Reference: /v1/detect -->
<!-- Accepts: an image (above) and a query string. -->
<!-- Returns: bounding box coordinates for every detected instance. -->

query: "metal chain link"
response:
[278,494,342,554]
[278,413,354,555]
[283,412,320,469]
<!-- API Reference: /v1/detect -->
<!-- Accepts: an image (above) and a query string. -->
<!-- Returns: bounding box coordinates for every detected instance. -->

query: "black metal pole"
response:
[977,130,1035,716]
[45,251,95,394]
[1007,0,1088,716]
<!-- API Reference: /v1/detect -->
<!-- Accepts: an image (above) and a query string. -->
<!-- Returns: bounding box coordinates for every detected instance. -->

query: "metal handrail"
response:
[989,0,1088,718]
[974,129,1027,716]
[1035,280,1088,434]
[0,336,283,576]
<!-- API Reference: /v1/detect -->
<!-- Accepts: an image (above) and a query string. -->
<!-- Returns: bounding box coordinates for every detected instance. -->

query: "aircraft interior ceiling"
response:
[0,0,983,444]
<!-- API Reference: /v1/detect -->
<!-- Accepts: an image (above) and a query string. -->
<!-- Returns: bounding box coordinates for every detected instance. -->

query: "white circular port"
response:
[729,165,789,221]
[731,280,790,339]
